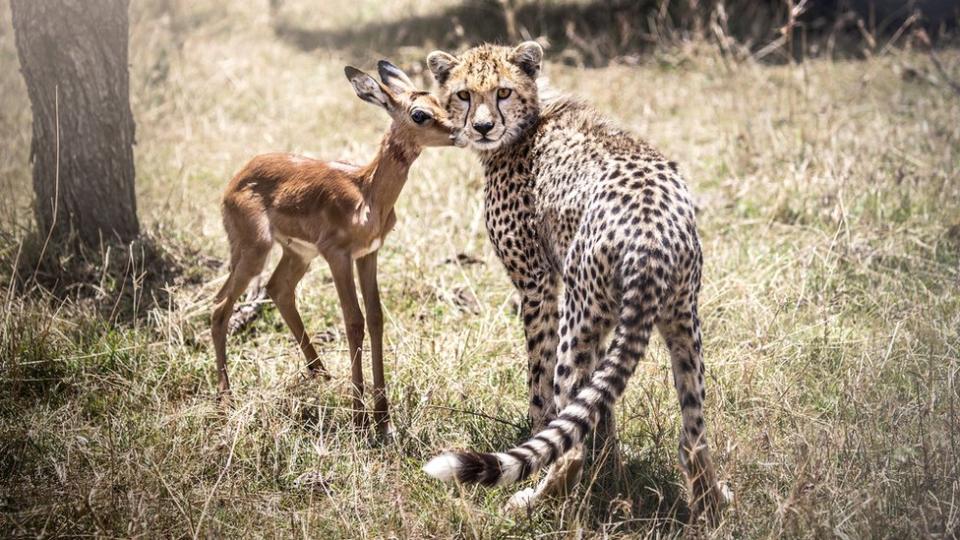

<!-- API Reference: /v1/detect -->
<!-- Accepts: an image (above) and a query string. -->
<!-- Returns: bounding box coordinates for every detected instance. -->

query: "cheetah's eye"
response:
[456,90,470,101]
[497,88,512,99]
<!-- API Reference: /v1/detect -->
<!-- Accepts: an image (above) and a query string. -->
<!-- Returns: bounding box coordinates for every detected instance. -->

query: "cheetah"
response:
[422,42,730,521]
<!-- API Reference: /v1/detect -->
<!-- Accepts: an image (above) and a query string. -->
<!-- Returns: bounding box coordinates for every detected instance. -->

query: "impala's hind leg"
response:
[658,299,730,524]
[212,243,270,400]
[267,250,328,379]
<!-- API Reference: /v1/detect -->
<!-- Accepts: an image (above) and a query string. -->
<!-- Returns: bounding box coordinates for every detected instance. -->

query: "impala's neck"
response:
[360,124,421,215]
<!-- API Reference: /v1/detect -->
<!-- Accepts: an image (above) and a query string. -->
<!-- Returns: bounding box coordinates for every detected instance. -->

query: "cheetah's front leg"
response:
[516,273,560,432]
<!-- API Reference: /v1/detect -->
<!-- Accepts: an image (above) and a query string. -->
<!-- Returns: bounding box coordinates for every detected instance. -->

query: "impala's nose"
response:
[473,120,494,136]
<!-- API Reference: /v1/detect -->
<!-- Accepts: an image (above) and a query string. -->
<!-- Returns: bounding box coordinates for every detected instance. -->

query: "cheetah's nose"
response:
[473,120,495,136]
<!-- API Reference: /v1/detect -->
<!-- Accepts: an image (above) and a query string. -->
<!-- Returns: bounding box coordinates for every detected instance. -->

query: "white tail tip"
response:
[423,453,460,483]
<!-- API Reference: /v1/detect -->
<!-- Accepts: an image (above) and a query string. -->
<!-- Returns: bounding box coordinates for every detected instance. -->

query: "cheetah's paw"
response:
[504,487,538,512]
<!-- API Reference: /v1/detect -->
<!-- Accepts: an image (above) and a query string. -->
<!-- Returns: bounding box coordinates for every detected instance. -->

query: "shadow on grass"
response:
[574,424,690,534]
[271,0,952,67]
[273,0,769,67]
[1,227,220,403]
[428,406,690,534]
[4,228,218,325]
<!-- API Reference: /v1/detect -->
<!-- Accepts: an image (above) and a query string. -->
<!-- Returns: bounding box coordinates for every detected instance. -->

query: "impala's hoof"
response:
[217,390,233,408]
[375,419,395,441]
[718,481,734,506]
[368,421,396,448]
[307,366,332,381]
[353,411,371,432]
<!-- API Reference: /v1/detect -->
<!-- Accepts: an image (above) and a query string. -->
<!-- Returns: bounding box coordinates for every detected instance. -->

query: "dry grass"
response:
[2,1,959,538]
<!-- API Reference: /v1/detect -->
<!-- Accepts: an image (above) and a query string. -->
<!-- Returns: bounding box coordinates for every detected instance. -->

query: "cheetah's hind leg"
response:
[658,302,732,525]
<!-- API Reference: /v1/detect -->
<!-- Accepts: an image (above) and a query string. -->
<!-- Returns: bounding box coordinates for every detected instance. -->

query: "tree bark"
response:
[11,0,139,246]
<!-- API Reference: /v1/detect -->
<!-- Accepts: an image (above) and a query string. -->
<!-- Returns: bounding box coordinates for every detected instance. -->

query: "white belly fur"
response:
[352,238,382,259]
[274,232,320,260]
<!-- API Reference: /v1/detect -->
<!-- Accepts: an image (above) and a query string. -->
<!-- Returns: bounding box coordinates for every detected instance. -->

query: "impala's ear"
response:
[508,41,543,78]
[426,50,458,86]
[377,60,415,94]
[345,66,395,111]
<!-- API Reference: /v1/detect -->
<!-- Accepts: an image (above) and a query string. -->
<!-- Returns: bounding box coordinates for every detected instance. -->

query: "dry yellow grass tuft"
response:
[2,1,958,538]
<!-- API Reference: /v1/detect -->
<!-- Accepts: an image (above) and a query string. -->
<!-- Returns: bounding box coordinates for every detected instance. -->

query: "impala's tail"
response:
[424,286,655,487]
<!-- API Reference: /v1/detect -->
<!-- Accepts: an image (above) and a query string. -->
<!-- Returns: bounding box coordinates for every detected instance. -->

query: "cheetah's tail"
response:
[423,288,655,487]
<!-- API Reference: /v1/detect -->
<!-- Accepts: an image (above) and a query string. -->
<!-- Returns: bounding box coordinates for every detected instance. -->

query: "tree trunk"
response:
[11,0,139,246]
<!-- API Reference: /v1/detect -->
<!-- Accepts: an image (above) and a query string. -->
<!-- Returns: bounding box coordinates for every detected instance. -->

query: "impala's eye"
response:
[411,110,430,124]
[456,90,470,101]
[497,88,512,99]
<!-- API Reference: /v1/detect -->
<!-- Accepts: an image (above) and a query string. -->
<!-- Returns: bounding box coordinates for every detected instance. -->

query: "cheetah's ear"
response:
[426,50,459,86]
[509,41,543,78]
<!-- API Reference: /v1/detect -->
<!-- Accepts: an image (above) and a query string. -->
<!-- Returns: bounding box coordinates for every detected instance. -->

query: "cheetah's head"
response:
[426,42,542,152]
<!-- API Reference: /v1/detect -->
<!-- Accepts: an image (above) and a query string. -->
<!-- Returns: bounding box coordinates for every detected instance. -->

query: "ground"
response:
[1,1,959,538]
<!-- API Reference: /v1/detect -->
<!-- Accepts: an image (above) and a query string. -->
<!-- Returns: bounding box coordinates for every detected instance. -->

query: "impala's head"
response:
[426,42,543,152]
[344,61,457,148]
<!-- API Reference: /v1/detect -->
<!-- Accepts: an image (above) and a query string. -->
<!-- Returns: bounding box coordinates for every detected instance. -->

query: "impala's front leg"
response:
[356,251,390,438]
[328,252,368,430]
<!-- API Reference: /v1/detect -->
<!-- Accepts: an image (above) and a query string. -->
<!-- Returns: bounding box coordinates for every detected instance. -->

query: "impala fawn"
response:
[212,61,456,435]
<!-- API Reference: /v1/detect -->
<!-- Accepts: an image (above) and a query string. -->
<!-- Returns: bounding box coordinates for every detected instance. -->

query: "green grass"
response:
[2,1,960,538]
